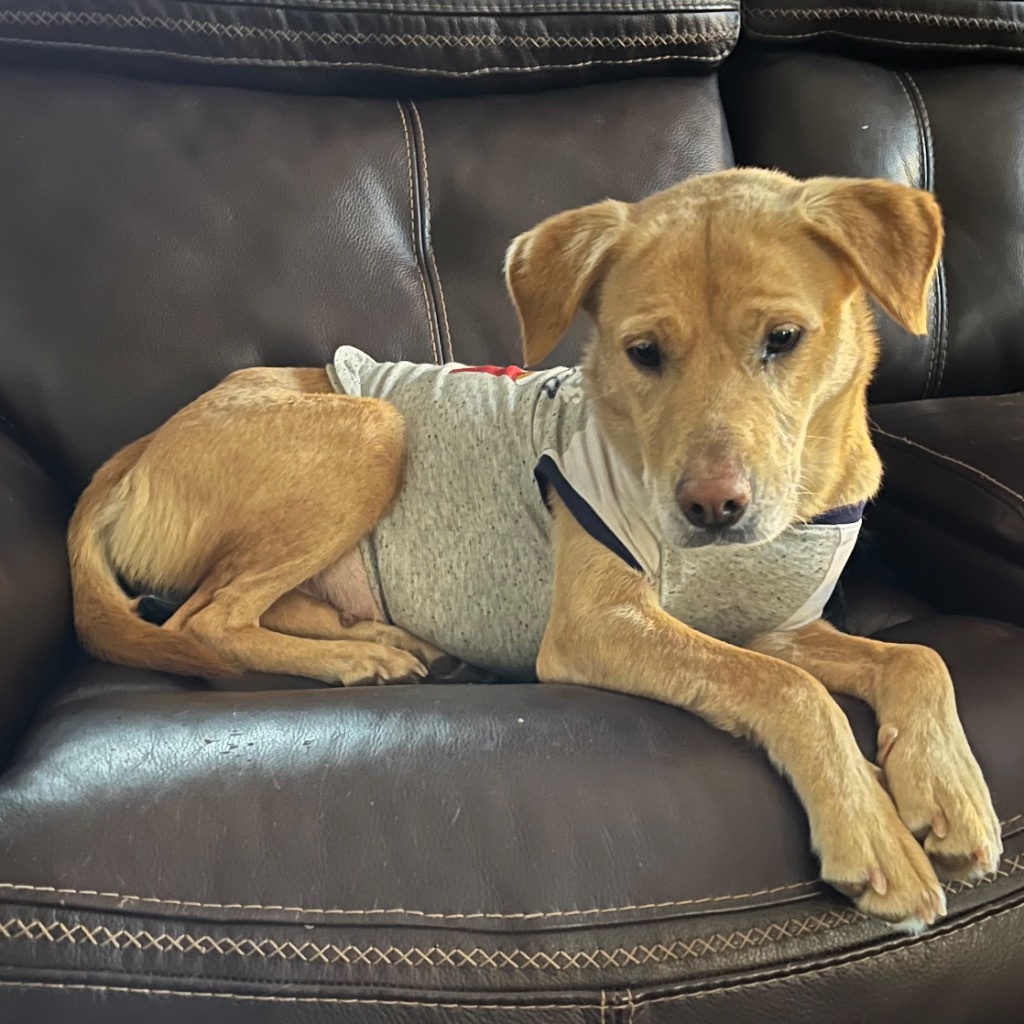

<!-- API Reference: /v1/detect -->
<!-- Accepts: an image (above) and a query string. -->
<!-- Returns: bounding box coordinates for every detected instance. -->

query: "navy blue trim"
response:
[119,577,187,626]
[534,455,643,573]
[811,501,866,526]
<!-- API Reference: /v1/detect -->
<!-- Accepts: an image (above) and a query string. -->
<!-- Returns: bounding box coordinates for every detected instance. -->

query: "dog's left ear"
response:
[799,178,943,336]
[505,199,630,367]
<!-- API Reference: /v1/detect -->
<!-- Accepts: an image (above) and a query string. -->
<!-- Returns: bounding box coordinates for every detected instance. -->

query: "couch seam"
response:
[203,0,736,11]
[0,33,729,70]
[891,70,942,399]
[0,10,736,49]
[750,7,1024,32]
[0,982,602,1010]
[871,422,1024,513]
[0,853,1020,969]
[0,906,887,969]
[0,879,819,919]
[2,895,1023,1007]
[900,72,947,395]
[409,101,452,361]
[2,815,1018,919]
[744,26,1024,54]
[397,101,440,363]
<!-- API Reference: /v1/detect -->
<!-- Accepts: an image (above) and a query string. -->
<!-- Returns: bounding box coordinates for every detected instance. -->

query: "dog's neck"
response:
[797,375,882,523]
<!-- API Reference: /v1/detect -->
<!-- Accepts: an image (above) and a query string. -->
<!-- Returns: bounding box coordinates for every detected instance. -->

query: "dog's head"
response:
[505,169,942,546]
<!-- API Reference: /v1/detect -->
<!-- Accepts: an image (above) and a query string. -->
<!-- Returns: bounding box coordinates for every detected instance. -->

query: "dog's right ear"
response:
[504,199,630,367]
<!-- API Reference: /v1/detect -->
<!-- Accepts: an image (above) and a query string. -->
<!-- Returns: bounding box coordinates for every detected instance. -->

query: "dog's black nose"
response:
[676,476,751,530]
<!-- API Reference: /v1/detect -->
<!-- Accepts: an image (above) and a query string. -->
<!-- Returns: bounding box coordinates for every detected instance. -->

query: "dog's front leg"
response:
[749,620,1002,881]
[540,498,945,930]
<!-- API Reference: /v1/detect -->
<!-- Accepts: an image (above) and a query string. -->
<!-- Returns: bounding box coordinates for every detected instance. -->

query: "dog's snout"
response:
[676,475,751,530]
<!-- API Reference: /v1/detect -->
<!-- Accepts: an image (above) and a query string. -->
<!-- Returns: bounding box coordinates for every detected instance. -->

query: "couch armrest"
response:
[0,433,71,760]
[869,393,1024,625]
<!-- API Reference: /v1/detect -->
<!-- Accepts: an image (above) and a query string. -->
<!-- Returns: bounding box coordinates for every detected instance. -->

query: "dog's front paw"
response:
[877,722,1003,882]
[816,770,946,933]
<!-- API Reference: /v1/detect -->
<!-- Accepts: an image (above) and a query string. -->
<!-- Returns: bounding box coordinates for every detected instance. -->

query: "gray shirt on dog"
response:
[329,345,862,679]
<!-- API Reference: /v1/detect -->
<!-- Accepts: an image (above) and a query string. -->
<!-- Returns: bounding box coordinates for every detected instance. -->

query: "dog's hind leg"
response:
[156,374,426,685]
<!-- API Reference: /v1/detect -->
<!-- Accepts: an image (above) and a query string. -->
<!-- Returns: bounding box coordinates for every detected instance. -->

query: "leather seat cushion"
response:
[1,613,1022,1012]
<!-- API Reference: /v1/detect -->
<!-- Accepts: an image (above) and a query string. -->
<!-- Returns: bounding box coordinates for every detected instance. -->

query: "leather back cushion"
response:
[724,52,1024,402]
[0,0,739,93]
[743,1,1024,58]
[0,69,730,492]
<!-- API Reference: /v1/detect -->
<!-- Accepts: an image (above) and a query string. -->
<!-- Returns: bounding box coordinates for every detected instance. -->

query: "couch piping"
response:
[892,70,946,398]
[408,101,452,361]
[397,102,441,363]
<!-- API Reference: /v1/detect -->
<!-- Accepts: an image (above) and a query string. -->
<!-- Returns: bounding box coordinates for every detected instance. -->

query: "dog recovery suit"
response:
[329,345,863,679]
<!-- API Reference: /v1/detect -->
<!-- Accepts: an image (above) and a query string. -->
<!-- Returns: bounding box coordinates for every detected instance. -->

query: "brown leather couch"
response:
[1,1,1023,1020]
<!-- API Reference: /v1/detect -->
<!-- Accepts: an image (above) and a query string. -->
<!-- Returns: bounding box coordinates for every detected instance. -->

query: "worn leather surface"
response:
[723,52,1024,402]
[0,435,70,766]
[1,613,1023,1018]
[743,1,1024,57]
[0,0,739,94]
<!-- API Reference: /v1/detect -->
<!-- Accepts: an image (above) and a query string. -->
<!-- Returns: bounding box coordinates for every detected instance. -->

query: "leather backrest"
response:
[0,69,731,492]
[724,51,1024,402]
[0,0,739,93]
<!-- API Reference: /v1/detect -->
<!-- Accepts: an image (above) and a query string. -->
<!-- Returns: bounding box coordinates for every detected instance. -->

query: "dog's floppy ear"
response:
[799,178,943,336]
[505,199,630,367]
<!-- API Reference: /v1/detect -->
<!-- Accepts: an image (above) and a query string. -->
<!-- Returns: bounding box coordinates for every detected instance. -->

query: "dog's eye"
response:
[763,324,804,360]
[627,340,662,371]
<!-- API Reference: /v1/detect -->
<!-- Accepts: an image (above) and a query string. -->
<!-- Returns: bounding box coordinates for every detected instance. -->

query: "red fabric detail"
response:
[451,364,528,380]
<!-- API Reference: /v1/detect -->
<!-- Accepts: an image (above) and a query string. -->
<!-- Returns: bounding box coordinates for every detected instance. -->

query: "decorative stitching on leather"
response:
[745,26,1024,54]
[0,906,868,968]
[0,982,599,1010]
[2,816,1018,919]
[0,878,820,919]
[397,102,440,363]
[3,895,1024,1009]
[751,7,1024,32]
[0,10,735,49]
[3,857,1023,969]
[870,422,1024,510]
[410,101,452,361]
[218,0,734,11]
[0,33,727,71]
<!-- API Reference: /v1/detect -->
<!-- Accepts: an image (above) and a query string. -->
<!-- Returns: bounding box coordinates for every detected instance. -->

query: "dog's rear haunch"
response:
[68,169,1001,933]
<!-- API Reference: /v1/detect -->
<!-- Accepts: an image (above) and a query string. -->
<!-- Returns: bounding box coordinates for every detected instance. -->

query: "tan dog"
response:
[68,168,1001,932]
